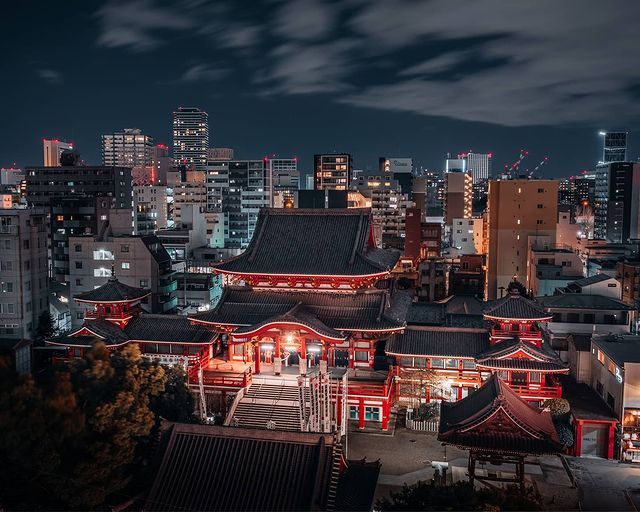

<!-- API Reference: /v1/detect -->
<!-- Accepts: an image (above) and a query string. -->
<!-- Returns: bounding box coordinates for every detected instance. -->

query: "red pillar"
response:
[358,398,365,429]
[349,339,355,368]
[575,421,583,457]
[337,395,342,426]
[457,386,463,401]
[382,400,390,431]
[254,342,260,375]
[299,338,307,375]
[608,423,616,459]
[274,335,281,375]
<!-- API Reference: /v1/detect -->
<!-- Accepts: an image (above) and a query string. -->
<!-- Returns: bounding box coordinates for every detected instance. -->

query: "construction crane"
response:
[527,156,549,178]
[503,149,529,179]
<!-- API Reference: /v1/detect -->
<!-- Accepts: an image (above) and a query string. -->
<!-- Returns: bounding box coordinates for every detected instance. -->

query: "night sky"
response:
[3,0,640,177]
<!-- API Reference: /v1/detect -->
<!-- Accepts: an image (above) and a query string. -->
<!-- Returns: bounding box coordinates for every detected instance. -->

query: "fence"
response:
[405,407,439,432]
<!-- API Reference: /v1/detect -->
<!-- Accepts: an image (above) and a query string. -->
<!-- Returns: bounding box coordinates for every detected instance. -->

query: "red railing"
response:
[190,370,252,389]
[507,383,562,399]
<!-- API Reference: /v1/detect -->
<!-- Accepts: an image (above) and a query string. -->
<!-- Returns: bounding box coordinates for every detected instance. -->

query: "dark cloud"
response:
[38,68,63,84]
[180,63,229,82]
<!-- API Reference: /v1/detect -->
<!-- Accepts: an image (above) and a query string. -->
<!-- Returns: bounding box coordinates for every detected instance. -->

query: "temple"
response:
[46,271,218,367]
[387,289,568,405]
[438,374,562,490]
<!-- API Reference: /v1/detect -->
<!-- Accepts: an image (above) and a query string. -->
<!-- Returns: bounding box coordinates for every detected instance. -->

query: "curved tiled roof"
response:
[190,286,406,333]
[386,327,489,357]
[476,338,568,372]
[74,275,151,303]
[484,290,551,320]
[125,315,217,344]
[213,208,400,277]
[476,359,569,372]
[438,374,562,455]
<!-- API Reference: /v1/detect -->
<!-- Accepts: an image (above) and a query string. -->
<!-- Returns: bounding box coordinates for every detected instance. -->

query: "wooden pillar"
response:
[382,399,390,431]
[358,398,365,429]
[608,422,616,459]
[254,342,260,375]
[299,338,307,375]
[274,335,281,376]
[468,452,475,487]
[575,421,582,457]
[320,341,328,373]
[337,395,342,426]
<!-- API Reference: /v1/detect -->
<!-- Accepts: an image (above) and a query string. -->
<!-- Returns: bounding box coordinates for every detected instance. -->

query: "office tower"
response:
[43,139,73,166]
[459,152,493,182]
[68,233,177,326]
[173,107,209,170]
[379,157,413,195]
[558,178,572,206]
[599,131,628,163]
[445,158,466,173]
[485,179,559,299]
[270,157,299,207]
[208,147,234,161]
[0,206,49,340]
[594,162,640,243]
[444,171,472,224]
[102,128,154,167]
[571,173,596,206]
[205,160,271,247]
[314,153,352,190]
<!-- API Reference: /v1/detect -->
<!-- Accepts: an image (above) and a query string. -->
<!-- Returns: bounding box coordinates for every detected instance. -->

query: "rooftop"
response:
[386,327,489,358]
[592,334,640,367]
[484,290,552,321]
[539,293,632,311]
[213,208,400,277]
[145,424,337,511]
[74,274,151,304]
[559,376,617,422]
[567,273,613,289]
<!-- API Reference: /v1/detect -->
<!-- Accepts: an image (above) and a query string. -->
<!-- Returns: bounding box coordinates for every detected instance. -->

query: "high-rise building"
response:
[445,158,466,173]
[594,162,640,243]
[485,179,559,299]
[173,107,209,170]
[314,154,352,190]
[270,157,299,208]
[207,147,234,161]
[43,139,73,166]
[459,151,493,182]
[205,160,271,247]
[599,131,628,163]
[102,128,154,167]
[134,185,168,234]
[0,206,49,340]
[444,171,472,224]
[379,157,413,195]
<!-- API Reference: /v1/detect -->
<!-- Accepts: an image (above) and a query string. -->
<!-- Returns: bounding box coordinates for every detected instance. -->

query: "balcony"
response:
[507,383,562,399]
[158,280,178,294]
[158,296,178,312]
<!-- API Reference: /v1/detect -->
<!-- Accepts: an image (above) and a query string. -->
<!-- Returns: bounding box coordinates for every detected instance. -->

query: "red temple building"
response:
[387,289,568,405]
[189,208,407,431]
[46,271,218,367]
[438,374,562,490]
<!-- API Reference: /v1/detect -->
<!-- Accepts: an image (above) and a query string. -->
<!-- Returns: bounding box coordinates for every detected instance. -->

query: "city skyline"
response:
[3,1,640,175]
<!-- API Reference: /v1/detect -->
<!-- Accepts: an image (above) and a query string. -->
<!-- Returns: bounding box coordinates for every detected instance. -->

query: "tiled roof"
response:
[190,286,406,332]
[334,459,381,512]
[145,424,337,511]
[125,315,216,343]
[213,208,400,277]
[438,374,562,455]
[539,293,633,311]
[386,327,489,358]
[476,359,569,372]
[483,291,551,320]
[406,303,445,325]
[477,338,565,364]
[47,319,129,347]
[74,275,151,303]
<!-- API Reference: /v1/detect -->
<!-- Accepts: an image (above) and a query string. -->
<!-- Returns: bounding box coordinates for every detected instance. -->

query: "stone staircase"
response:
[228,381,304,432]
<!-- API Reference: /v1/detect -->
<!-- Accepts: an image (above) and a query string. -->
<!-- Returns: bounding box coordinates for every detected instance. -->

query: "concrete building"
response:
[526,239,583,297]
[173,107,209,170]
[205,160,271,247]
[102,128,154,167]
[0,207,49,340]
[451,217,484,255]
[379,157,413,195]
[599,131,628,163]
[43,139,73,166]
[270,157,299,208]
[618,259,640,309]
[68,233,177,326]
[134,185,168,234]
[314,154,352,191]
[444,171,472,225]
[460,151,492,183]
[594,162,640,243]
[486,179,558,300]
[174,272,222,313]
[156,204,208,263]
[207,147,234,161]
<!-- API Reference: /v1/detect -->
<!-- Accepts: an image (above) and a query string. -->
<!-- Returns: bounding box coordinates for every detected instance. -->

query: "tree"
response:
[34,310,56,346]
[151,365,196,423]
[543,398,574,448]
[376,480,541,511]
[507,280,530,299]
[397,367,445,408]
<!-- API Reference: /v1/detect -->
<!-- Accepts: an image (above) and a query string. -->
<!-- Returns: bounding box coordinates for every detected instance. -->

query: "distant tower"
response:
[599,131,627,163]
[102,128,154,167]
[43,139,73,166]
[173,107,209,170]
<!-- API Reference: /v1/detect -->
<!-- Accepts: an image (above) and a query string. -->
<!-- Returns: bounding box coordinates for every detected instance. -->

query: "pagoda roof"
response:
[438,374,562,455]
[386,327,489,358]
[46,315,217,348]
[476,338,568,372]
[74,274,151,304]
[190,286,406,333]
[145,424,337,512]
[212,208,400,277]
[483,290,552,321]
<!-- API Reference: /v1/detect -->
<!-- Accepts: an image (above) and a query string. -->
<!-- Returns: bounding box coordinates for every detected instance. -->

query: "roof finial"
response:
[110,262,116,280]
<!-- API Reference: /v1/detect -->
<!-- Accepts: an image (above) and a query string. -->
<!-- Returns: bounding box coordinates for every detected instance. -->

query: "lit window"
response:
[121,262,130,269]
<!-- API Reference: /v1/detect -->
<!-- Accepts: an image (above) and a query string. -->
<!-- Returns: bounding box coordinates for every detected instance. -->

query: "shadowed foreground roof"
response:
[386,327,489,358]
[484,290,552,321]
[438,374,562,455]
[190,286,406,332]
[145,424,337,512]
[213,208,400,277]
